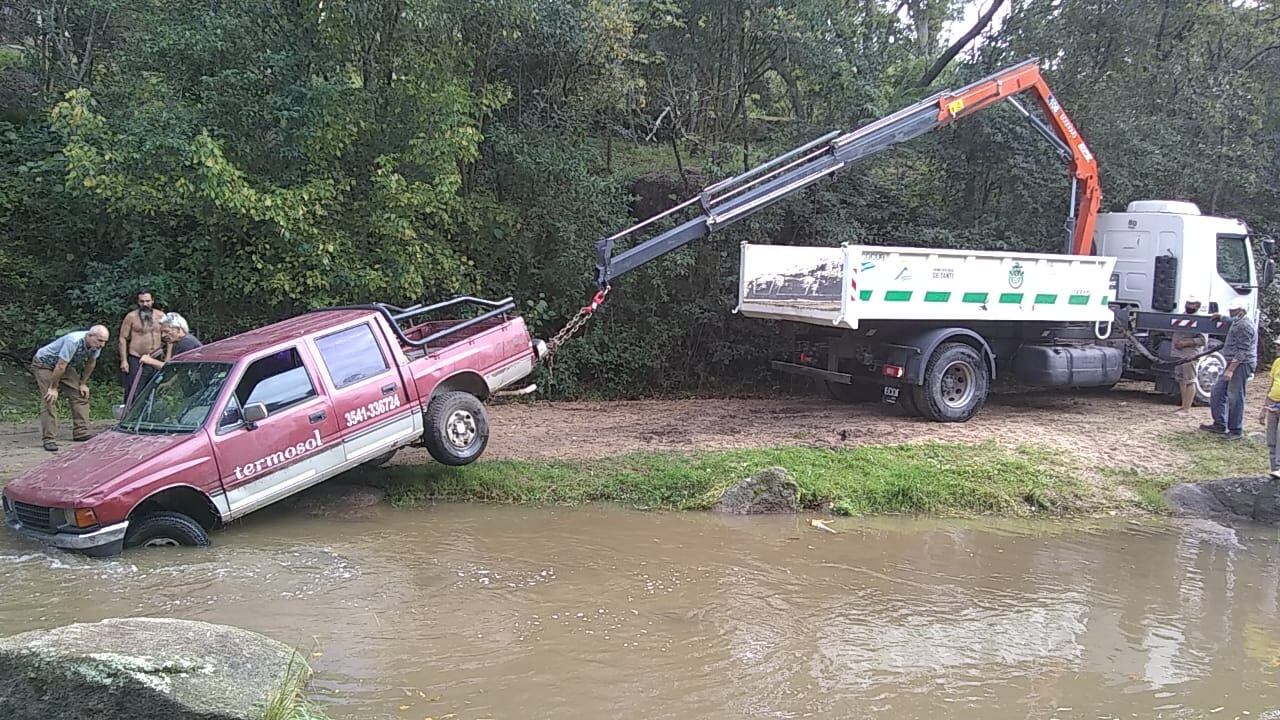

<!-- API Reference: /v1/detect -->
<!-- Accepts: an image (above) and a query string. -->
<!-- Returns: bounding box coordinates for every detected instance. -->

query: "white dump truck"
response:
[582,59,1275,421]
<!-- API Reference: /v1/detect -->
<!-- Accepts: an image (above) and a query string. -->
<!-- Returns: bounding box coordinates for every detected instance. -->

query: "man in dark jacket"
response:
[1201,297,1257,438]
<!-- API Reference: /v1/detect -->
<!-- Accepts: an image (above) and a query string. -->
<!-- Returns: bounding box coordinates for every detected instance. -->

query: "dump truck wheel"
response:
[424,392,489,466]
[124,511,210,549]
[913,343,989,422]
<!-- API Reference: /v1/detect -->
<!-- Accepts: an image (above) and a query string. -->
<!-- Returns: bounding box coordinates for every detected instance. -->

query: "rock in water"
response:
[1163,477,1280,524]
[0,617,305,720]
[713,466,799,514]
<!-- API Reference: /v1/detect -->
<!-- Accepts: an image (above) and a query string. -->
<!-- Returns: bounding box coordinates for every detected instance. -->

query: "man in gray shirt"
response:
[1200,297,1257,438]
[31,326,110,451]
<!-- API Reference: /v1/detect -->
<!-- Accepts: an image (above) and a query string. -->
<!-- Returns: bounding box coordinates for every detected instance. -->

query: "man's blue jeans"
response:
[1210,366,1252,434]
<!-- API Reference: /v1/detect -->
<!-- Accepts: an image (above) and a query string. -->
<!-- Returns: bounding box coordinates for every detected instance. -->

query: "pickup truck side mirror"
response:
[1265,258,1276,288]
[242,402,269,427]
[112,404,125,421]
[1261,236,1277,260]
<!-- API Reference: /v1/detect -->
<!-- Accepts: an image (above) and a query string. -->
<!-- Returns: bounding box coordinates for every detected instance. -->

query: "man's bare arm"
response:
[118,316,132,371]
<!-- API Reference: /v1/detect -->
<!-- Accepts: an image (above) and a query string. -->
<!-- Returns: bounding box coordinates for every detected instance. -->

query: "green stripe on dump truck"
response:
[859,290,872,301]
[1101,295,1109,305]
[1034,293,1057,304]
[924,291,951,302]
[999,293,1023,304]
[884,290,913,302]
[1068,294,1090,305]
[962,292,988,304]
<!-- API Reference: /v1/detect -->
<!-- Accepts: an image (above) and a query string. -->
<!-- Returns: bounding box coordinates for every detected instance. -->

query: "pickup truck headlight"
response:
[63,508,98,529]
[533,339,549,360]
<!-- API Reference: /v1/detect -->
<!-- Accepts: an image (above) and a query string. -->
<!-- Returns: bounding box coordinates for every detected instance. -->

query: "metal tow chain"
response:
[544,286,610,388]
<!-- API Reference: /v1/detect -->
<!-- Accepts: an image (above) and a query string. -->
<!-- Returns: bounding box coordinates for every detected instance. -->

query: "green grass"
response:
[1102,430,1270,512]
[379,441,1091,517]
[260,652,328,720]
[0,361,122,423]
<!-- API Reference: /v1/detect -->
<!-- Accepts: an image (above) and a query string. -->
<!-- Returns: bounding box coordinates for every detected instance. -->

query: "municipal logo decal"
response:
[1008,262,1025,289]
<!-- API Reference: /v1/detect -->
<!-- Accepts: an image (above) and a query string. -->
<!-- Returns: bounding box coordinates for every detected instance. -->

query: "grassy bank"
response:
[382,442,1097,516]
[381,432,1270,517]
[1103,430,1269,511]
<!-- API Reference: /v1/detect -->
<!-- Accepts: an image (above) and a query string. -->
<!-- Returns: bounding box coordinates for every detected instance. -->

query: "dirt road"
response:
[1,382,1240,485]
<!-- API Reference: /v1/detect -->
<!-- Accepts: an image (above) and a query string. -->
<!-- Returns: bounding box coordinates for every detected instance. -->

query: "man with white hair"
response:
[30,325,109,451]
[130,313,202,404]
[1200,297,1257,439]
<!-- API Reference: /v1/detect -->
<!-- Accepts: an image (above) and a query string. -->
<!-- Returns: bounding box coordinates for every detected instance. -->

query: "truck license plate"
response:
[882,386,899,404]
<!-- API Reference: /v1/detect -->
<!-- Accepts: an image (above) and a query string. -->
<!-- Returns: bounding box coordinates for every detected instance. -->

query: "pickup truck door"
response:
[210,346,344,518]
[311,321,419,463]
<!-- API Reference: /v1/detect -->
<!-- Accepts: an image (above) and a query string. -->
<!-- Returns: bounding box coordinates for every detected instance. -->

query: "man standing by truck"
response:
[1172,296,1207,413]
[1201,298,1257,439]
[31,325,109,451]
[118,290,165,399]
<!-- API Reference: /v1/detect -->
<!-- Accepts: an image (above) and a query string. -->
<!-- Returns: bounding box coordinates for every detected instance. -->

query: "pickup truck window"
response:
[315,323,389,388]
[119,362,231,434]
[220,349,317,429]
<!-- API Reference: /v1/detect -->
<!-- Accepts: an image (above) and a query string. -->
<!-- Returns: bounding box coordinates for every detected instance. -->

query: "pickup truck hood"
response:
[3,430,197,507]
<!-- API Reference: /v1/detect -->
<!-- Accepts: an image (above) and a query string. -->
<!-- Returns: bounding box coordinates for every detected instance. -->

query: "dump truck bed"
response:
[735,242,1117,329]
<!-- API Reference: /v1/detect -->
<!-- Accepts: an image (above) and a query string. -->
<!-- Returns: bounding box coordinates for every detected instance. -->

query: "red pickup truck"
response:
[2,297,544,557]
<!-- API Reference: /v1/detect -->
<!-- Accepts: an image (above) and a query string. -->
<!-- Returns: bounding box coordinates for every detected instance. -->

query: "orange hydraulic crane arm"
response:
[937,59,1102,255]
[594,58,1103,289]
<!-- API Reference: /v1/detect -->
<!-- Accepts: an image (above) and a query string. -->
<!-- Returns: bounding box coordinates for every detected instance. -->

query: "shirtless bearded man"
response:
[118,290,164,401]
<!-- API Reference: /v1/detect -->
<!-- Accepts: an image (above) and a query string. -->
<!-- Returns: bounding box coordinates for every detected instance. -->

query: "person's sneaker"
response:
[42,441,57,452]
[1199,423,1226,434]
[72,433,94,442]
[1224,431,1245,440]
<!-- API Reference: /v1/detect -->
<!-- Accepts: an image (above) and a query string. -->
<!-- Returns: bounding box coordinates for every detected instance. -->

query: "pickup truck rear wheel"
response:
[124,511,210,549]
[912,343,989,423]
[424,392,489,466]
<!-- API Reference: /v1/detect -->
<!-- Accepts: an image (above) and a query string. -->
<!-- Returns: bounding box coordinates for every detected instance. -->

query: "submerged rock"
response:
[1163,477,1280,524]
[713,466,800,514]
[0,617,305,720]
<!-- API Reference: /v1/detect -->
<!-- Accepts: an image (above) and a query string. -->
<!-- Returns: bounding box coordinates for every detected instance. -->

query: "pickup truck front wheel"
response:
[425,392,490,466]
[124,511,210,549]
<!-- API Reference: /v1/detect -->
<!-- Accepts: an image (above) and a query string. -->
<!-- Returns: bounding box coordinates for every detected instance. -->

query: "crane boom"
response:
[593,58,1102,290]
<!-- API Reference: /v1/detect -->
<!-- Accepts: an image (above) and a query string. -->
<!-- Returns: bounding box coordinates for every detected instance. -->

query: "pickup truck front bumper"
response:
[3,512,128,557]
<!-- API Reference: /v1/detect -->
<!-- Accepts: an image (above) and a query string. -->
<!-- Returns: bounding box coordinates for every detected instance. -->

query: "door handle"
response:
[308,411,327,424]
[380,383,397,396]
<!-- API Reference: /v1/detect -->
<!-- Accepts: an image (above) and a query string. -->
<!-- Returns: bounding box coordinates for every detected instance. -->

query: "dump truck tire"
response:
[913,343,989,422]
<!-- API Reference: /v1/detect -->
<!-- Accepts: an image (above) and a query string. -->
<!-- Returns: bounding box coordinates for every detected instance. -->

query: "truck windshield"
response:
[118,362,232,434]
[1217,234,1251,285]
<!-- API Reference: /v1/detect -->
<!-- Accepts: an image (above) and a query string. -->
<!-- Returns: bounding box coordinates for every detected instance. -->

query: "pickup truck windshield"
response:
[119,362,232,434]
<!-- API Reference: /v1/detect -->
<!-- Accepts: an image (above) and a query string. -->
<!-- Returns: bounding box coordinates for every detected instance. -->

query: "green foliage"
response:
[380,441,1089,516]
[0,0,1276,398]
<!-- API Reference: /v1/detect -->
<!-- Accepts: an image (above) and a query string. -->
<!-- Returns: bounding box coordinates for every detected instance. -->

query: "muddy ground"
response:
[0,381,1254,485]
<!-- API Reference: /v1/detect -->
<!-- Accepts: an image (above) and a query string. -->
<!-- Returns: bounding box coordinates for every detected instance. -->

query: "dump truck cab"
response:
[1097,200,1260,318]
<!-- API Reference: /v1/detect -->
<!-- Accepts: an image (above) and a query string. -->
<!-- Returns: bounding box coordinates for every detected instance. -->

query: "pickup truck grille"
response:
[10,501,55,533]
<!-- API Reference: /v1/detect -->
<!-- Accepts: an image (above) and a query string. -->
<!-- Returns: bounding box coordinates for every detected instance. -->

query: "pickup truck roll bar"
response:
[327,296,517,348]
[593,58,1101,290]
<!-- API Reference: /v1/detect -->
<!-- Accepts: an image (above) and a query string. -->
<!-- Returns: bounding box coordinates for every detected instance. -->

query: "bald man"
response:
[31,325,109,451]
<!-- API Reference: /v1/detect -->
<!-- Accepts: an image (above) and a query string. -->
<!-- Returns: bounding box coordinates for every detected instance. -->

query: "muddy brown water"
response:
[2,503,1279,720]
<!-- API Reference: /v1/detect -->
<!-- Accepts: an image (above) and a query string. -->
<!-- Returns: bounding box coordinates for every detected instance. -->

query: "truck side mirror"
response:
[1265,258,1276,288]
[1262,236,1278,259]
[242,402,269,427]
[112,404,125,420]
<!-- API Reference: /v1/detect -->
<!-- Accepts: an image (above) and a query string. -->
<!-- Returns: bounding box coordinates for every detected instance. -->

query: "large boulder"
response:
[713,466,800,514]
[1163,477,1280,524]
[0,617,306,720]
